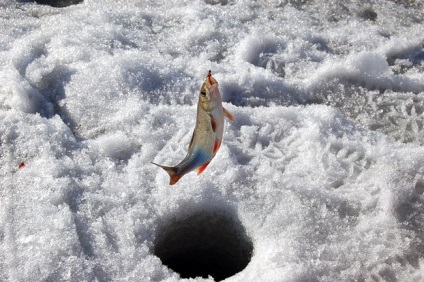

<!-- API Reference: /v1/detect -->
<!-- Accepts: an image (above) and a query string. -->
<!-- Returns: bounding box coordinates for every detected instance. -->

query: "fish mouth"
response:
[206,70,217,86]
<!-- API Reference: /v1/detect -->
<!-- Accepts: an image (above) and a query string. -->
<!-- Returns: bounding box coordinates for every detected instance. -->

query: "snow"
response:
[1,0,424,281]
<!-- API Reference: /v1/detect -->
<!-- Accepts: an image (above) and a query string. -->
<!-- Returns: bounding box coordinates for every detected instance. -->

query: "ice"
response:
[1,0,424,281]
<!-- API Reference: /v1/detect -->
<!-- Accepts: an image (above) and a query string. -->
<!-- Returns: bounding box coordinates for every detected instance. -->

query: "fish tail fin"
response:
[223,107,236,122]
[152,162,182,185]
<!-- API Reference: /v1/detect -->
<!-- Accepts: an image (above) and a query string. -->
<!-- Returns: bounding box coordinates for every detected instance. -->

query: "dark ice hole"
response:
[154,210,253,281]
[30,0,83,7]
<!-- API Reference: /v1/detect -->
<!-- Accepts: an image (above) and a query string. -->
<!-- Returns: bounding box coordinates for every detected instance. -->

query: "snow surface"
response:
[1,0,424,281]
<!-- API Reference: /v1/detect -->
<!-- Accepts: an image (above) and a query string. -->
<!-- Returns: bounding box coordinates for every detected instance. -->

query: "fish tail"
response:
[152,162,182,185]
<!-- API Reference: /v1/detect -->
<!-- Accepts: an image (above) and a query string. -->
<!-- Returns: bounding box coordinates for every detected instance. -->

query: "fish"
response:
[153,70,236,185]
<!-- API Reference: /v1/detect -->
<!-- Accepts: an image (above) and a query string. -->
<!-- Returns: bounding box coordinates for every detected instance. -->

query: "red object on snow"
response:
[18,162,25,169]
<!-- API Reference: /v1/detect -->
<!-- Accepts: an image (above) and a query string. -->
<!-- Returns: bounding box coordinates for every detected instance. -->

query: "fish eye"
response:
[201,90,206,96]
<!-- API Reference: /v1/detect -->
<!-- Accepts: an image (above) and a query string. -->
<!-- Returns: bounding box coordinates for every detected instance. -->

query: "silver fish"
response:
[153,71,236,185]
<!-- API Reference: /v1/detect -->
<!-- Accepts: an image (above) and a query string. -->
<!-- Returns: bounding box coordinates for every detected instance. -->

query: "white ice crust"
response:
[1,0,424,281]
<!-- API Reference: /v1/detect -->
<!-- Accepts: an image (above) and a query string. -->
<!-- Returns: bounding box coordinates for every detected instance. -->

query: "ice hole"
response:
[154,209,253,281]
[32,0,83,7]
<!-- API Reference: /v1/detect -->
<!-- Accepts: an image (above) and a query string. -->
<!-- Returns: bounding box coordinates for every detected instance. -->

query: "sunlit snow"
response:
[1,0,424,281]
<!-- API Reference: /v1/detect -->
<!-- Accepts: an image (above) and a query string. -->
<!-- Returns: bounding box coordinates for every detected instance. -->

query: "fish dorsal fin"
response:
[223,107,236,122]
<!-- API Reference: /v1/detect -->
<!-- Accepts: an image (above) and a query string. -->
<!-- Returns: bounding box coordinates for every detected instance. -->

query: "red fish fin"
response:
[223,107,236,122]
[211,116,217,132]
[213,139,221,154]
[170,174,182,185]
[152,162,182,185]
[197,161,210,175]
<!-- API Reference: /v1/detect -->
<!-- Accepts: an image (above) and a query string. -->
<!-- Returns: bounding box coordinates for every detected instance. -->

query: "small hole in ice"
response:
[154,210,253,281]
[33,0,83,7]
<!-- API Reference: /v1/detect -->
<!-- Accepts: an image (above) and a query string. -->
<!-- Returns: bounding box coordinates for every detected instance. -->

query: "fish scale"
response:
[176,148,211,175]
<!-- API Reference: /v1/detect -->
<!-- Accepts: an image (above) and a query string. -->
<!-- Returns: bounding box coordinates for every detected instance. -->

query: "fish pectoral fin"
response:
[211,116,217,132]
[152,162,182,185]
[223,107,236,122]
[197,161,211,175]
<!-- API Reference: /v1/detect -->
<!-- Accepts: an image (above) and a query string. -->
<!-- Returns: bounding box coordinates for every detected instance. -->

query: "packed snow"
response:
[1,0,424,281]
